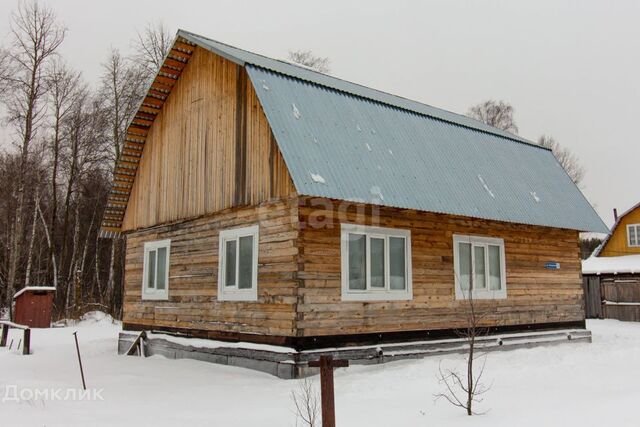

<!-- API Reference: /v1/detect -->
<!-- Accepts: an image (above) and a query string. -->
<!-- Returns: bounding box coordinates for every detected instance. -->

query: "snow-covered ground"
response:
[1,315,639,426]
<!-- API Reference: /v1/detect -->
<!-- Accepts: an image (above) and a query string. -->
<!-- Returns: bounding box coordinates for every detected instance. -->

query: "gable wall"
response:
[600,205,640,257]
[122,46,295,231]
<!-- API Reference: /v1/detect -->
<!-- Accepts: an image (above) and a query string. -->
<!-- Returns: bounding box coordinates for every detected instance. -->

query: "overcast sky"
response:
[1,0,638,229]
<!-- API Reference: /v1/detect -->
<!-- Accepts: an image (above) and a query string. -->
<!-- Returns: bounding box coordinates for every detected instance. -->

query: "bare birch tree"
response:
[0,1,166,318]
[467,100,518,134]
[100,50,146,312]
[101,49,147,163]
[24,184,41,287]
[35,189,58,289]
[287,50,331,74]
[0,48,14,93]
[58,88,110,313]
[537,135,584,186]
[1,0,66,307]
[45,59,81,284]
[134,21,173,81]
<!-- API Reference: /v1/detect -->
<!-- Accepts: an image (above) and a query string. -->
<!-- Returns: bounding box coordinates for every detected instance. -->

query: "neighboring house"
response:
[594,202,640,258]
[101,30,607,359]
[583,203,640,321]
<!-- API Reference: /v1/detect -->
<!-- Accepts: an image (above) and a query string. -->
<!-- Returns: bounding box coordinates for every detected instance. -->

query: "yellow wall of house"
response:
[600,204,640,256]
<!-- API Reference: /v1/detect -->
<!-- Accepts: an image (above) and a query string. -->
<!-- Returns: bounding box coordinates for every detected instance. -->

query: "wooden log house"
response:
[101,30,607,360]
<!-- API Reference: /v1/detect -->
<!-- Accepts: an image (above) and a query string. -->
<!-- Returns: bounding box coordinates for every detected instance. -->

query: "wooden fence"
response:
[0,321,31,355]
[583,274,640,321]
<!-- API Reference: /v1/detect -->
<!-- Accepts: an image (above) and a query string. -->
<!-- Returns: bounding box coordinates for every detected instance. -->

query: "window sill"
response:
[142,292,169,301]
[454,290,507,301]
[218,291,258,302]
[341,290,412,302]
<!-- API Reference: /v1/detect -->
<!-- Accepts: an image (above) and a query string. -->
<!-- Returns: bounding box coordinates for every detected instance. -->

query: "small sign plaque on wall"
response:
[545,262,561,270]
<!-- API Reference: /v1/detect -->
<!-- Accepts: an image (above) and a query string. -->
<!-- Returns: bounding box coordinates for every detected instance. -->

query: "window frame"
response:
[217,225,259,302]
[453,234,507,300]
[627,224,640,247]
[141,239,171,301]
[340,223,413,301]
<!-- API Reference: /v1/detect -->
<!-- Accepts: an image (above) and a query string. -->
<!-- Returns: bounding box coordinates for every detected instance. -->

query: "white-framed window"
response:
[218,225,259,301]
[628,224,640,247]
[453,234,507,300]
[340,223,412,301]
[142,239,171,300]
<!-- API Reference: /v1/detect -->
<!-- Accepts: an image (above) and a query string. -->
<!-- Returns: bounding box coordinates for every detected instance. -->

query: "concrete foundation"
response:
[118,328,592,379]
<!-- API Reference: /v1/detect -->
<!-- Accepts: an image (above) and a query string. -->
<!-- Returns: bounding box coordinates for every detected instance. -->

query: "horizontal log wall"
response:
[123,197,299,337]
[296,197,584,337]
[122,46,295,231]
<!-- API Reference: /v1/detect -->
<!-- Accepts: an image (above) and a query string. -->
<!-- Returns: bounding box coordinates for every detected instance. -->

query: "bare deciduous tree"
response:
[538,135,584,186]
[467,100,518,134]
[35,184,58,290]
[0,48,15,93]
[291,378,320,427]
[436,269,491,416]
[134,21,173,81]
[59,89,110,315]
[45,59,82,284]
[1,0,66,308]
[100,49,147,314]
[0,1,158,319]
[101,49,146,162]
[24,173,43,287]
[287,50,330,74]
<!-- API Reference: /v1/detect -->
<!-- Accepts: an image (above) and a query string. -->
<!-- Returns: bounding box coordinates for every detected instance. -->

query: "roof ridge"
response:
[177,29,547,151]
[249,63,549,150]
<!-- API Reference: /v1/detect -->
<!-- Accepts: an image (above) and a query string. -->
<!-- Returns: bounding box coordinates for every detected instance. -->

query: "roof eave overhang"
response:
[99,34,199,237]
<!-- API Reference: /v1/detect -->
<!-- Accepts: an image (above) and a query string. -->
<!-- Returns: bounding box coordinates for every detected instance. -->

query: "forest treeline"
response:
[0,1,172,318]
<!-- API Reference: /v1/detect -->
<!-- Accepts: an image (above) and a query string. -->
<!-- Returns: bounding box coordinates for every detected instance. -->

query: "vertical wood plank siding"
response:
[123,198,300,336]
[122,46,295,231]
[296,197,585,337]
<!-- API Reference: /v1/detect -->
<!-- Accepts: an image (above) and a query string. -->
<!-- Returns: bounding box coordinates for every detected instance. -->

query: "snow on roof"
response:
[582,255,640,275]
[13,286,56,299]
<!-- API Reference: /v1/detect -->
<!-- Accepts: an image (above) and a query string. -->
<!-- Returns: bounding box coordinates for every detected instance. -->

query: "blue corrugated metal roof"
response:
[180,30,607,233]
[248,67,606,233]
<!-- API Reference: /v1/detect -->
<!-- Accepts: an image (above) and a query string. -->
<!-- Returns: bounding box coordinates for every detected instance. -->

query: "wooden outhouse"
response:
[101,30,607,358]
[13,286,56,328]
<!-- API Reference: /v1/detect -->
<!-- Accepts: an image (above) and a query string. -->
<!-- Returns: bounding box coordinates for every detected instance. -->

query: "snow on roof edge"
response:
[13,286,56,299]
[582,254,640,275]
